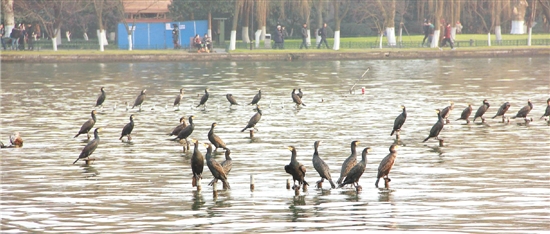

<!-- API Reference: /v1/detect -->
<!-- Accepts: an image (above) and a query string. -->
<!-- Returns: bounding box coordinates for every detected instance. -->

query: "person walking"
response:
[10,25,20,50]
[172,24,180,49]
[317,23,329,49]
[440,22,454,50]
[421,19,429,47]
[0,24,6,50]
[427,20,435,47]
[18,24,26,50]
[273,25,283,49]
[299,23,308,49]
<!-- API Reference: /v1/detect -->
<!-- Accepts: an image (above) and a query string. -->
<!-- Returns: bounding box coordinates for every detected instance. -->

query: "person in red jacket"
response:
[440,22,454,50]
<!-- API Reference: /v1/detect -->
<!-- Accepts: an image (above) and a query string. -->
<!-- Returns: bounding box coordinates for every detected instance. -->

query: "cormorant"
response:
[175,116,195,143]
[423,109,444,143]
[196,88,209,109]
[339,147,371,189]
[375,144,398,188]
[95,87,106,108]
[284,146,309,190]
[204,143,230,189]
[249,89,261,105]
[119,114,134,141]
[456,103,473,124]
[391,105,407,136]
[74,110,97,139]
[226,94,239,108]
[336,141,360,185]
[473,99,490,123]
[492,102,511,119]
[9,132,23,148]
[241,105,262,132]
[297,88,303,99]
[291,89,306,107]
[439,101,454,123]
[74,128,102,164]
[132,89,146,110]
[540,98,550,120]
[169,116,187,136]
[190,139,204,187]
[512,99,533,119]
[174,88,184,109]
[311,141,336,189]
[208,122,228,151]
[209,148,233,186]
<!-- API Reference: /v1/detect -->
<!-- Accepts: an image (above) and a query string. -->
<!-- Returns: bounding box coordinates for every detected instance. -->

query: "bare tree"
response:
[511,0,529,34]
[229,0,244,50]
[332,0,350,50]
[2,0,15,35]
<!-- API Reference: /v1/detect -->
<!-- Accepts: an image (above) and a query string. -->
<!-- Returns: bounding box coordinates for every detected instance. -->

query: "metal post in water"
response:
[250,175,255,191]
[439,139,444,147]
[249,130,254,138]
[302,184,307,192]
[286,179,290,189]
[384,178,390,189]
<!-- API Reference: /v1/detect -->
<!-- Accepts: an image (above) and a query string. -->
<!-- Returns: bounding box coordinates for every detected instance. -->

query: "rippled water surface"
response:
[1,57,550,232]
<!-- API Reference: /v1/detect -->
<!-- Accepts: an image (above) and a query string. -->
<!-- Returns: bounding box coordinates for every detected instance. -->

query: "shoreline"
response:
[2,47,550,63]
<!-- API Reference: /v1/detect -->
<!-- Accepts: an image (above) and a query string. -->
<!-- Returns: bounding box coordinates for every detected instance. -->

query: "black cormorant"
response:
[204,143,230,189]
[311,141,336,189]
[132,89,147,110]
[119,114,135,141]
[439,101,454,123]
[95,87,106,107]
[473,99,490,123]
[391,105,407,136]
[74,128,102,164]
[196,88,209,109]
[174,88,184,109]
[226,94,239,108]
[249,89,261,105]
[456,103,473,124]
[339,147,371,189]
[241,105,262,132]
[375,144,398,188]
[492,102,511,119]
[423,109,444,142]
[540,98,550,120]
[191,139,205,187]
[208,122,228,151]
[9,132,23,148]
[512,99,533,119]
[336,141,360,185]
[169,116,187,136]
[209,148,233,186]
[175,116,195,142]
[284,146,309,190]
[291,89,306,107]
[297,88,303,99]
[74,110,97,139]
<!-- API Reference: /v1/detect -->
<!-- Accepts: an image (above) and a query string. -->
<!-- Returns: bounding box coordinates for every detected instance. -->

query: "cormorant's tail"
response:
[390,130,396,136]
[375,178,380,187]
[492,115,498,119]
[240,127,247,132]
[511,116,517,119]
[336,177,343,185]
[422,137,430,142]
[192,176,197,187]
[208,178,217,186]
[74,133,80,138]
[73,158,80,164]
[329,179,336,189]
[222,179,231,189]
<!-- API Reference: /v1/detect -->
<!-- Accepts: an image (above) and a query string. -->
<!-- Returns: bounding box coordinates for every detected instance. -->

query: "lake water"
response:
[1,57,549,232]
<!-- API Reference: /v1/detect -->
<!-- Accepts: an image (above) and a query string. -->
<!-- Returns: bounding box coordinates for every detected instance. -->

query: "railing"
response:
[8,38,550,51]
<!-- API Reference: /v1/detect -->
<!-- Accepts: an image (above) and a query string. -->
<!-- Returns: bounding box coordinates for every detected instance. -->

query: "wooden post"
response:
[213,182,218,198]
[197,178,202,191]
[286,179,291,189]
[384,178,390,189]
[439,139,444,147]
[396,131,400,141]
[302,184,307,192]
[250,175,255,191]
[356,185,362,192]
[249,130,254,138]
[294,187,300,196]
[85,159,92,165]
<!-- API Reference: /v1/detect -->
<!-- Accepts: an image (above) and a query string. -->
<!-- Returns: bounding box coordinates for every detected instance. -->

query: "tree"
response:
[511,0,528,34]
[375,0,397,46]
[2,0,15,35]
[332,0,350,50]
[229,0,244,50]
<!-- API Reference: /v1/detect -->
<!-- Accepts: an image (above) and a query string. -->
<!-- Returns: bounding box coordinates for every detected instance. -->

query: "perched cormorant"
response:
[473,99,490,123]
[95,87,106,107]
[311,141,336,189]
[284,146,309,190]
[9,132,23,148]
[226,94,239,108]
[196,88,209,109]
[132,89,147,110]
[540,98,550,120]
[492,102,511,119]
[191,139,204,187]
[297,88,303,99]
[119,114,135,141]
[423,109,444,143]
[169,116,187,136]
[512,99,533,119]
[336,141,360,185]
[339,147,371,189]
[439,101,454,123]
[456,103,473,124]
[204,143,230,189]
[208,122,228,151]
[391,105,407,136]
[249,89,262,105]
[241,105,262,132]
[375,144,398,188]
[174,88,184,109]
[209,148,233,186]
[291,89,306,107]
[74,110,97,139]
[175,116,195,142]
[74,128,102,164]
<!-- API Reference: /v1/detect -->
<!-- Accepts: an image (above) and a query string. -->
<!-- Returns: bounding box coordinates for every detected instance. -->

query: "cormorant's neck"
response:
[351,144,357,154]
[291,149,297,161]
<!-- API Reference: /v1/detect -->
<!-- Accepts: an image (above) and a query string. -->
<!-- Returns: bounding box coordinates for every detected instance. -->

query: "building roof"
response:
[123,0,171,14]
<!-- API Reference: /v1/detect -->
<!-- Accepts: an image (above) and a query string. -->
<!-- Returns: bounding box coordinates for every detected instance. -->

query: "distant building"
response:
[123,0,172,22]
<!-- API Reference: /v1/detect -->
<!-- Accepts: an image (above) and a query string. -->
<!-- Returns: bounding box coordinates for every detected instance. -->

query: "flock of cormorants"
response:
[9,85,545,192]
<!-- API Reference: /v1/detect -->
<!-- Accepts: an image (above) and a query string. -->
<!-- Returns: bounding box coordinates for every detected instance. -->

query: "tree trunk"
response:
[51,37,58,51]
[385,0,396,46]
[127,34,133,51]
[527,27,532,45]
[333,0,340,50]
[242,0,250,43]
[495,26,502,41]
[488,32,491,46]
[511,0,528,34]
[386,27,396,46]
[230,0,242,50]
[208,11,212,38]
[2,0,15,35]
[379,32,383,49]
[432,0,443,48]
[242,27,250,43]
[98,29,105,51]
[315,0,323,47]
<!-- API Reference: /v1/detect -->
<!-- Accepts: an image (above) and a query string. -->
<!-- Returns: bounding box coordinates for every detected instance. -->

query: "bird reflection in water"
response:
[289,195,307,222]
[378,190,398,230]
[81,165,100,178]
[191,190,205,211]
